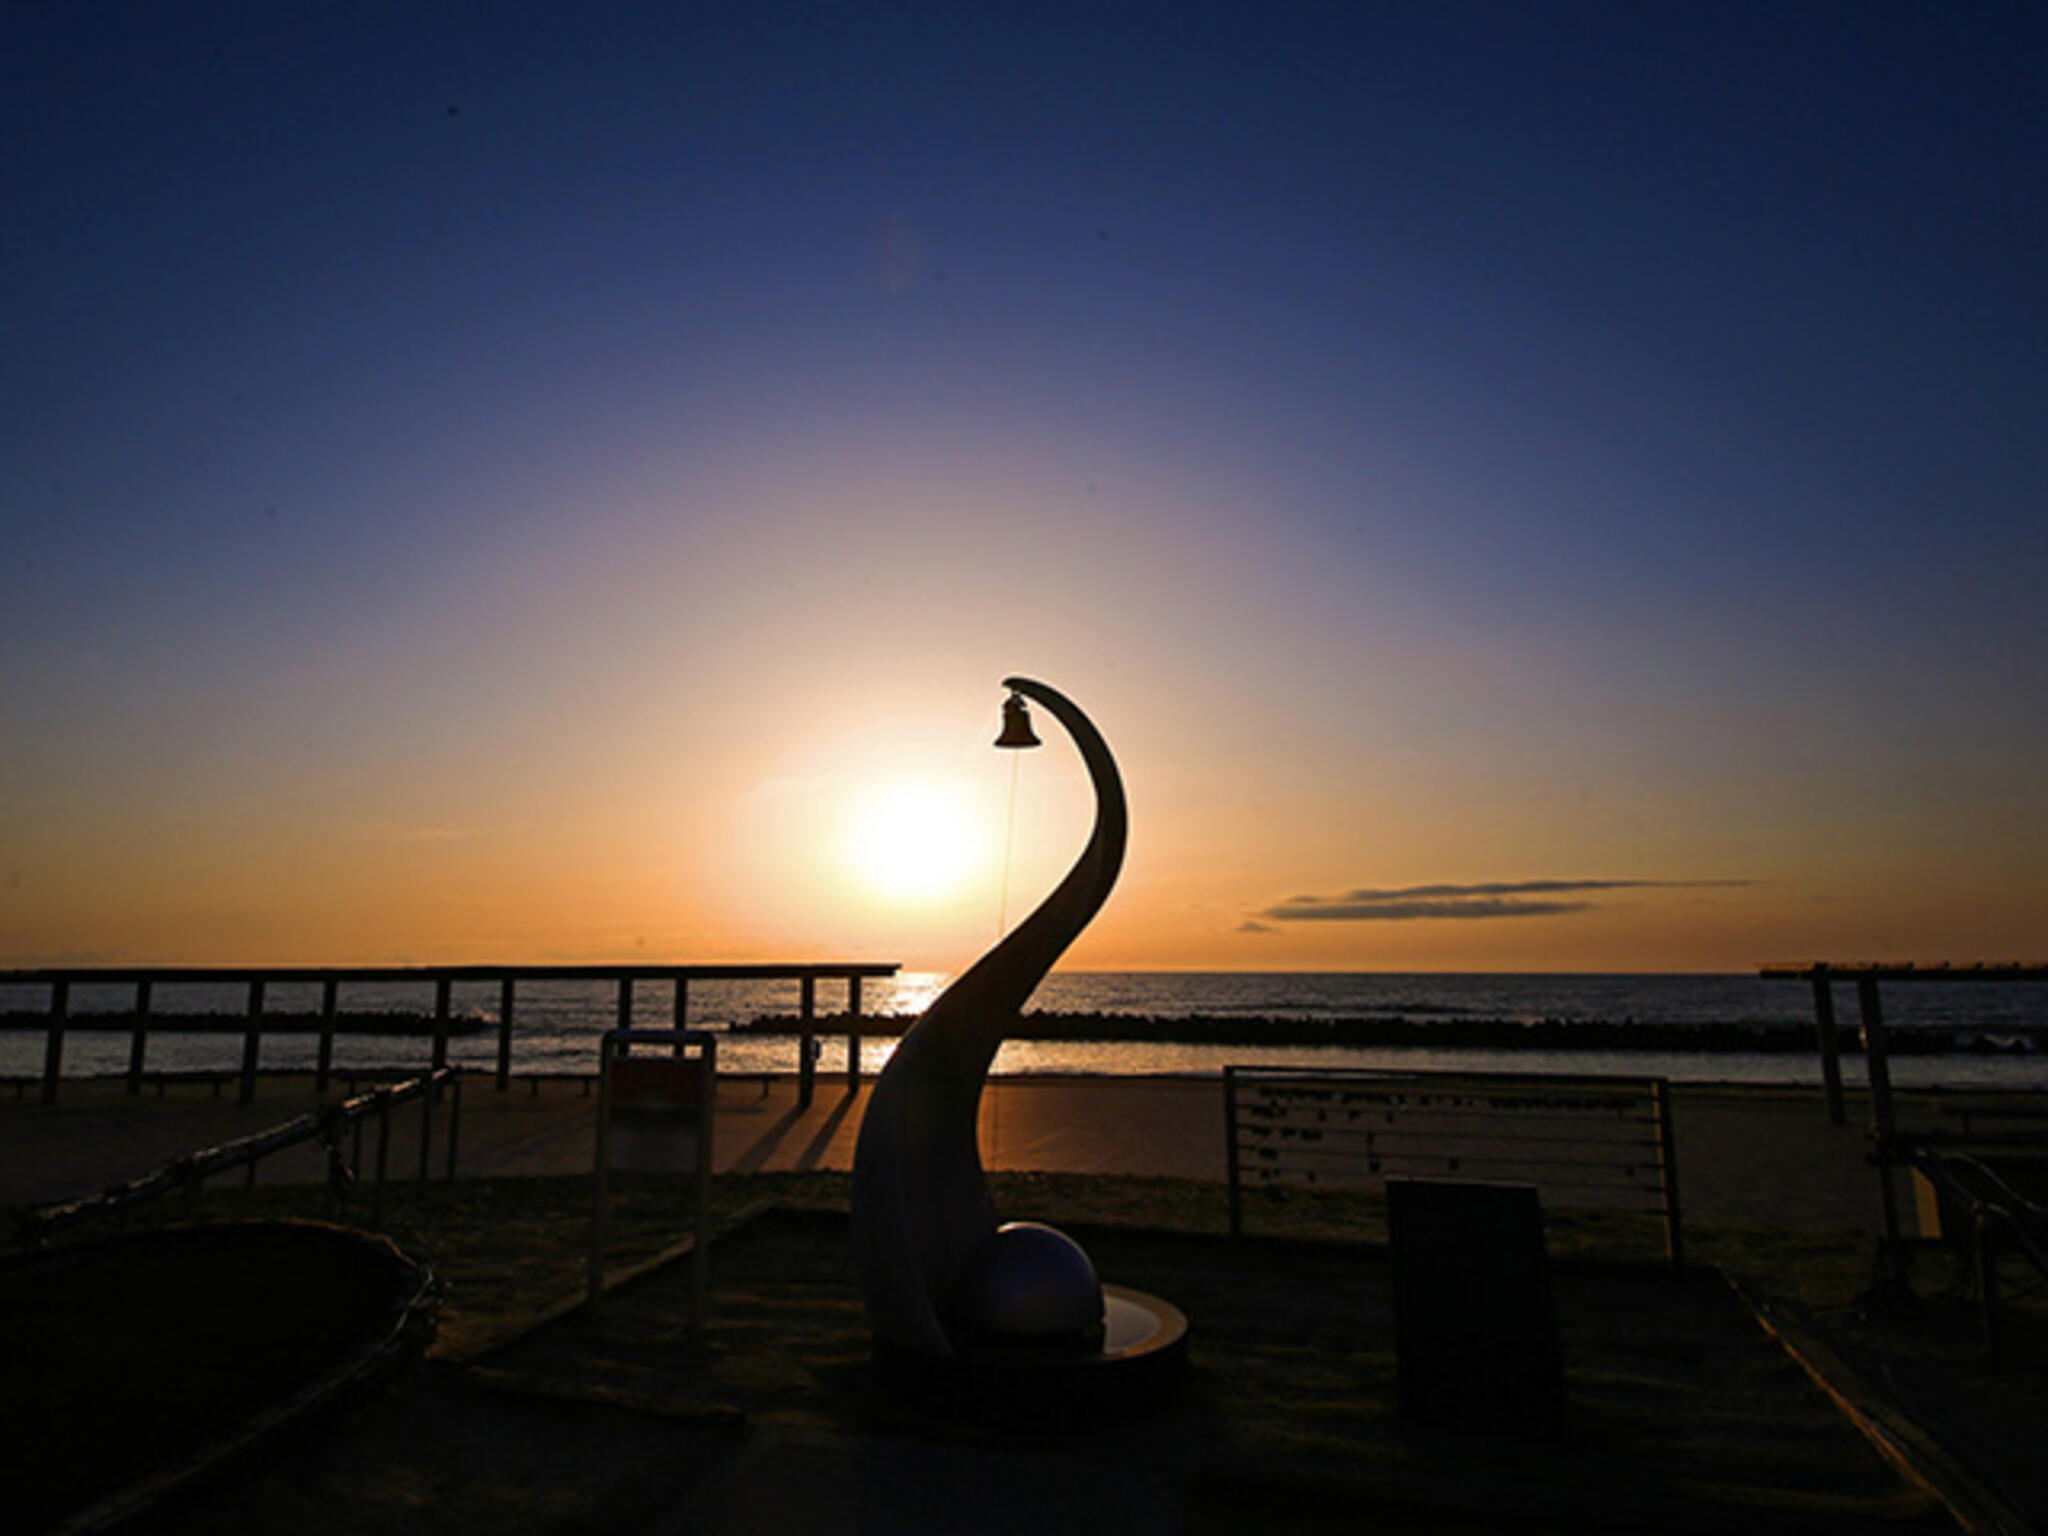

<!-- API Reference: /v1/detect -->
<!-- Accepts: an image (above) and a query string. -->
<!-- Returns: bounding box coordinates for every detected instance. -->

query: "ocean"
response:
[6,971,2048,1092]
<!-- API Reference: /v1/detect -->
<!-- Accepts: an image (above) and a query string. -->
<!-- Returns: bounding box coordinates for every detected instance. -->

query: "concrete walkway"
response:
[2,1069,1903,1234]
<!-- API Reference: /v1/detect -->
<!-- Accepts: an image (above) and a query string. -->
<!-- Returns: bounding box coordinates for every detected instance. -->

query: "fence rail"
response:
[1,962,897,1106]
[14,1067,462,1245]
[1224,1065,1682,1263]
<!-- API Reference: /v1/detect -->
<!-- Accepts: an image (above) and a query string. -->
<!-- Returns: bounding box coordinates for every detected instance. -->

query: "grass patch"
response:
[33,1167,1903,1357]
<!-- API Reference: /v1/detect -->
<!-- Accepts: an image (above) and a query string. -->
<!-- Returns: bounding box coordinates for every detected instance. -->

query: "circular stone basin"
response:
[1103,1285,1181,1353]
[880,1283,1189,1429]
[0,1220,434,1533]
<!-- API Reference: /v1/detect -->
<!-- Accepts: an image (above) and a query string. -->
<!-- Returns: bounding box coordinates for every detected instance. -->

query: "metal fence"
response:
[1224,1065,1682,1264]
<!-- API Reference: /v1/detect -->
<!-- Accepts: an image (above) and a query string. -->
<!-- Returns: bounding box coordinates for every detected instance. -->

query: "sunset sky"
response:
[5,3,2044,974]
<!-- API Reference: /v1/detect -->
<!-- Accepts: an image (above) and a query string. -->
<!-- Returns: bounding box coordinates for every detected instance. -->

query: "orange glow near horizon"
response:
[3,669,2042,976]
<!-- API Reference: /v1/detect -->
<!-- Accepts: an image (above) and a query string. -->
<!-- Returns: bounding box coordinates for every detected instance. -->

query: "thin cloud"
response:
[1278,897,1594,921]
[1262,879,1750,923]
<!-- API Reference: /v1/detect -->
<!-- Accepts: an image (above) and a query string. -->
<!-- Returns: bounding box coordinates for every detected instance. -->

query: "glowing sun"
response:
[841,782,986,904]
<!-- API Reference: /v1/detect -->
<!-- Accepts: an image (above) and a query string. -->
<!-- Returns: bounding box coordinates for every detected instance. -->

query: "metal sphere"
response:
[946,1221,1106,1352]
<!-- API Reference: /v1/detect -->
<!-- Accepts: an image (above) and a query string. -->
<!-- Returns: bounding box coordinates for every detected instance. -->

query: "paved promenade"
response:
[2,1069,1908,1234]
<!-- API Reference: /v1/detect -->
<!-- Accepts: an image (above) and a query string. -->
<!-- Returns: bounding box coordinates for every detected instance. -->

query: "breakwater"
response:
[735,1010,2048,1055]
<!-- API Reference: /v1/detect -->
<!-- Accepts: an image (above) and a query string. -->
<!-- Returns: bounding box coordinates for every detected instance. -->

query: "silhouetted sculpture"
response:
[852,676,1126,1361]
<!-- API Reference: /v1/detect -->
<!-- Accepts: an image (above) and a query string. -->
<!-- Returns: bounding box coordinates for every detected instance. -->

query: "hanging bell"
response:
[994,693,1042,749]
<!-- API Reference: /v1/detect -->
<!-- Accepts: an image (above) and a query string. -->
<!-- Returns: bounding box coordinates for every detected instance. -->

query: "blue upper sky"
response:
[4,2,2044,969]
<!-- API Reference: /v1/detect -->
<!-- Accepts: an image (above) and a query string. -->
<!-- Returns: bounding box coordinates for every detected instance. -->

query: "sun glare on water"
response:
[841,782,988,904]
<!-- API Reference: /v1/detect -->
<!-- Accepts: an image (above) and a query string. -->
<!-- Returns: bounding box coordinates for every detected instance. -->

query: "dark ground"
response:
[94,1202,1970,1536]
[9,1076,2048,1533]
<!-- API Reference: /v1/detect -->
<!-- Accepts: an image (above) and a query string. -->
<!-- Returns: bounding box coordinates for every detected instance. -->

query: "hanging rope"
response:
[997,747,1022,937]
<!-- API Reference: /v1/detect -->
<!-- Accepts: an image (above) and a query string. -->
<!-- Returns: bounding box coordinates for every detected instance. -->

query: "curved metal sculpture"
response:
[851,675,1127,1358]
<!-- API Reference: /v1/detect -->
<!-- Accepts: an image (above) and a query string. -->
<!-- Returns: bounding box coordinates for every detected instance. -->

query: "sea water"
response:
[4,972,2046,1090]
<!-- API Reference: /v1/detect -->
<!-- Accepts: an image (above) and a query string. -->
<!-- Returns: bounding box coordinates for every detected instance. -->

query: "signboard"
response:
[1387,1178,1563,1431]
[605,1056,708,1173]
[589,1028,718,1315]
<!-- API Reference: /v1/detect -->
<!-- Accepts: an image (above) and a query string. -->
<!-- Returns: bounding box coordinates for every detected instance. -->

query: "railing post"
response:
[239,978,265,1103]
[798,975,817,1108]
[431,977,452,1073]
[588,1036,615,1305]
[685,1033,718,1324]
[1978,1214,2003,1355]
[445,1071,462,1180]
[372,1090,392,1227]
[1811,970,1845,1126]
[417,1074,436,1185]
[316,978,339,1094]
[1653,1078,1684,1268]
[126,978,152,1094]
[41,979,69,1105]
[672,976,689,1053]
[1223,1065,1242,1237]
[1859,975,1902,1251]
[324,1105,348,1219]
[1858,975,1898,1143]
[496,977,515,1091]
[847,975,864,1088]
[616,976,634,1051]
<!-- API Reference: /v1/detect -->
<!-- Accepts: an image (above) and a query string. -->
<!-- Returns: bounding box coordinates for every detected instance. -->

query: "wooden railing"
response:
[1,962,898,1106]
[1759,961,2048,1130]
[1761,961,2048,1259]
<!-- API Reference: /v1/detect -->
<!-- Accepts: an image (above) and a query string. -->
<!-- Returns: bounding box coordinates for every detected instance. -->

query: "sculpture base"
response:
[876,1284,1189,1430]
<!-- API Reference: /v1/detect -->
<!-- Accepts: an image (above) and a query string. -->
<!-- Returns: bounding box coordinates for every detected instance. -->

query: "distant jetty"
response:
[735,1010,2047,1056]
[0,1010,490,1037]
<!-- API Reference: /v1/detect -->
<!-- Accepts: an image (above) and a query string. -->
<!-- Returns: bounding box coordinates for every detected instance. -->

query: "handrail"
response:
[1898,1132,2048,1352]
[13,1067,462,1245]
[3,960,897,1103]
[0,962,902,986]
